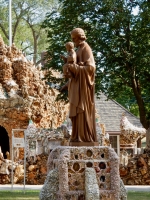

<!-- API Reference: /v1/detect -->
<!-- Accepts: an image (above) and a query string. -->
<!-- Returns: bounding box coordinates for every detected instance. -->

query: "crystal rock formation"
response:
[120,148,150,185]
[120,116,146,145]
[39,168,59,200]
[0,35,68,157]
[85,168,100,200]
[40,146,121,200]
[119,179,127,200]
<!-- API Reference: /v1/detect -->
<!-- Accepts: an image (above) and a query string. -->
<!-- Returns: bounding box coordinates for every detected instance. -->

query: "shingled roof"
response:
[95,93,142,132]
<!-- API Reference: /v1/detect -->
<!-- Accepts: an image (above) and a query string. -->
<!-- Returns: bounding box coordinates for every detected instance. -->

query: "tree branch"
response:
[0,23,8,40]
[22,45,32,52]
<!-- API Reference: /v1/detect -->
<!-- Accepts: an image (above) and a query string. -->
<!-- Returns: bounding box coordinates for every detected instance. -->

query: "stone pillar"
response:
[109,148,120,200]
[58,149,70,198]
[85,167,99,200]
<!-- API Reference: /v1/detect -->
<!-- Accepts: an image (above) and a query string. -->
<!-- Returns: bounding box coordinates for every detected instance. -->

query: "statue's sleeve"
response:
[68,43,95,78]
[68,64,80,78]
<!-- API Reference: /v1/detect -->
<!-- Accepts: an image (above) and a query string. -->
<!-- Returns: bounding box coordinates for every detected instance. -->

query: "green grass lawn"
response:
[0,191,39,200]
[127,191,150,200]
[0,191,150,200]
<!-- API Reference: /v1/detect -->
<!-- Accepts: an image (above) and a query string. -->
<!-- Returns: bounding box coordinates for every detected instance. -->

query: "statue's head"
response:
[71,28,86,47]
[65,42,74,51]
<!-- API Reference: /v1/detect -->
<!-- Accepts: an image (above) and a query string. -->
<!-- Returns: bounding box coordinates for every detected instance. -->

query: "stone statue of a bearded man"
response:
[63,28,98,145]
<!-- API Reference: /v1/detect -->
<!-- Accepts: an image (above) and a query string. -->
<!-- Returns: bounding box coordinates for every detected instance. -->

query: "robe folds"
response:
[68,42,98,142]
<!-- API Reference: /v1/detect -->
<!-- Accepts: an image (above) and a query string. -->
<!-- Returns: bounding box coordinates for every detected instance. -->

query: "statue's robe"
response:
[68,41,97,142]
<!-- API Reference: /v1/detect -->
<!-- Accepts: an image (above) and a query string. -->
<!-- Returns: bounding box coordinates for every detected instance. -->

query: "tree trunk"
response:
[29,25,39,66]
[33,32,37,65]
[132,78,149,129]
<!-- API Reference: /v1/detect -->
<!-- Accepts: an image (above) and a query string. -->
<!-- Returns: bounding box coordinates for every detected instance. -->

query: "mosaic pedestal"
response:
[40,146,120,200]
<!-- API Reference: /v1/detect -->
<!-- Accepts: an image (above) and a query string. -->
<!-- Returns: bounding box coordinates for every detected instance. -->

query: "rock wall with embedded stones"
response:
[0,35,68,157]
[120,148,150,185]
[0,124,109,185]
[0,152,48,184]
[40,146,121,200]
[120,116,146,147]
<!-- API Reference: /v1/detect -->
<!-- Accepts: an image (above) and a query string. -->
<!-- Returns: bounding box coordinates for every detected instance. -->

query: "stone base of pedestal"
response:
[40,146,123,200]
[69,142,99,146]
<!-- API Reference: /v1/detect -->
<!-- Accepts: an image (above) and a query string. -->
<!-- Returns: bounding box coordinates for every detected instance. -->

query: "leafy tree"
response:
[0,0,56,65]
[43,0,150,129]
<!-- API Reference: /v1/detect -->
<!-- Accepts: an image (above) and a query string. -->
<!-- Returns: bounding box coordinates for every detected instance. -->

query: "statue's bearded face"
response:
[71,34,80,47]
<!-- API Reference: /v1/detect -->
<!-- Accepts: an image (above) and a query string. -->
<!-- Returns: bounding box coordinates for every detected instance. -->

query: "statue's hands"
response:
[67,64,74,69]
[78,62,84,66]
[60,55,67,63]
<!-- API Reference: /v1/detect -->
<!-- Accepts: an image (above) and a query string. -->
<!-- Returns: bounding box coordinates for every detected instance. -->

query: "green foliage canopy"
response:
[43,0,150,128]
[0,0,56,64]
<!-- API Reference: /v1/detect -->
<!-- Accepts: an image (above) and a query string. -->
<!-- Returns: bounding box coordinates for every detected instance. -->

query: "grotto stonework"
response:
[0,35,68,157]
[120,116,146,153]
[40,146,121,200]
[0,106,109,185]
[120,148,150,185]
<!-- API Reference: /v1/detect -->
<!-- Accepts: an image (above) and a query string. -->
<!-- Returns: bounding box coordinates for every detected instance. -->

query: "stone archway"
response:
[0,125,10,159]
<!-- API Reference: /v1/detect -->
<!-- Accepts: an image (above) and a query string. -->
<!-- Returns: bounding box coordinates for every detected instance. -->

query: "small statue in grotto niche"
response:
[5,151,10,160]
[61,28,98,145]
